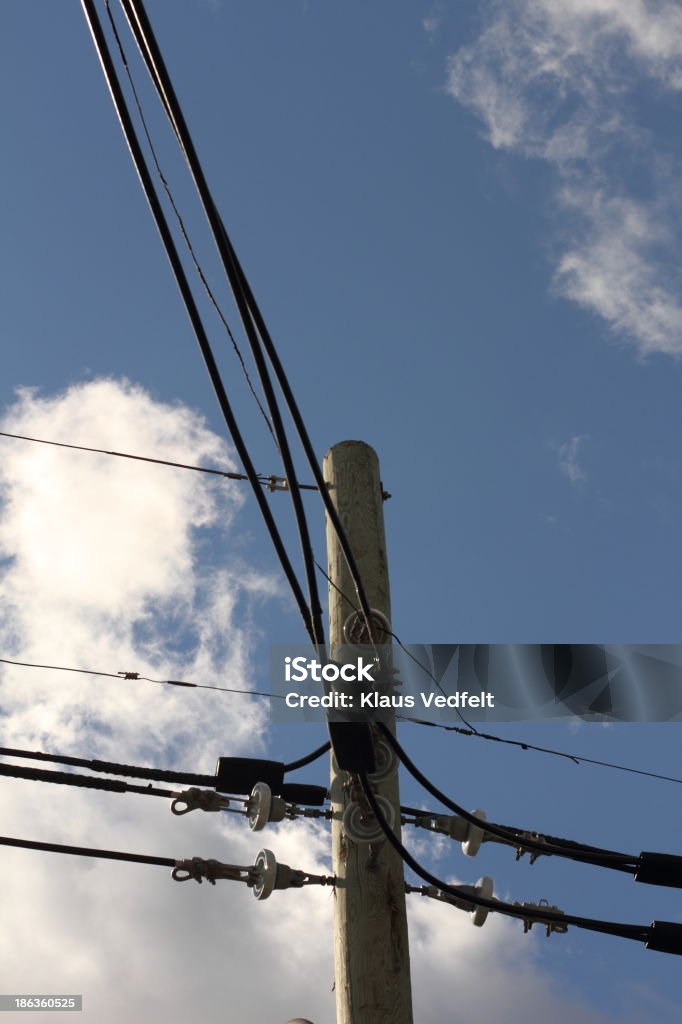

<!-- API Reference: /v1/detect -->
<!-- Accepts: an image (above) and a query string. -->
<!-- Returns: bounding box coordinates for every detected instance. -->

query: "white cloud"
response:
[0,379,649,1022]
[445,0,682,356]
[558,434,589,484]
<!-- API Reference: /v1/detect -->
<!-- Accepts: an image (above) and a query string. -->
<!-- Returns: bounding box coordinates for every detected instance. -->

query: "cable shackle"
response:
[170,788,233,816]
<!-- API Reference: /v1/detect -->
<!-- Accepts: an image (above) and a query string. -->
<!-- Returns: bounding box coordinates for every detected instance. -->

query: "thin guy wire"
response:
[0,431,318,490]
[0,656,283,700]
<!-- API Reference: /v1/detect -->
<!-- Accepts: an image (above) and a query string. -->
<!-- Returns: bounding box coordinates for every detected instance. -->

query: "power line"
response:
[283,741,331,773]
[112,0,327,656]
[378,725,638,872]
[0,430,317,490]
[0,760,176,798]
[398,715,682,786]
[0,744,214,787]
[317,547,682,783]
[0,833,175,868]
[0,656,281,700]
[118,0,381,649]
[81,0,320,649]
[103,0,277,447]
[358,772,660,948]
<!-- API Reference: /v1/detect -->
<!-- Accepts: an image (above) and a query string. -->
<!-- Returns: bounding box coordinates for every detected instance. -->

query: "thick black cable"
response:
[115,0,327,655]
[80,0,317,646]
[0,745,214,787]
[358,773,649,944]
[119,0,377,647]
[103,0,277,447]
[0,761,175,798]
[284,741,331,773]
[0,834,175,868]
[0,430,317,490]
[317,560,682,786]
[0,656,281,699]
[377,723,636,869]
[0,742,331,790]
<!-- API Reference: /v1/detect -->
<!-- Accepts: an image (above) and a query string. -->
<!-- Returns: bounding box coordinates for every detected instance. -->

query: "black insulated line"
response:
[284,741,332,773]
[359,772,652,947]
[80,0,318,647]
[119,0,377,648]
[377,722,638,870]
[0,761,174,798]
[0,834,175,868]
[118,0,325,653]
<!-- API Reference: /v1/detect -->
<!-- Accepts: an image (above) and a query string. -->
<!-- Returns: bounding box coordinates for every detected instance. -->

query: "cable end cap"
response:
[636,852,682,889]
[646,921,682,956]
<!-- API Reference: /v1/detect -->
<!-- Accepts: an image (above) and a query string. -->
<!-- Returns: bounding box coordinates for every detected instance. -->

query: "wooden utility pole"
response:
[324,441,413,1024]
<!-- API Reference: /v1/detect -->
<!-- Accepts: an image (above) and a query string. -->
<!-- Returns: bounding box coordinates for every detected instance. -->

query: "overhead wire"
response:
[0,656,282,700]
[0,760,176,798]
[283,741,331,773]
[358,772,651,946]
[80,0,319,647]
[397,715,682,785]
[117,0,379,647]
[0,430,317,490]
[377,722,637,871]
[102,0,277,447]
[0,744,215,787]
[109,0,327,655]
[0,834,176,868]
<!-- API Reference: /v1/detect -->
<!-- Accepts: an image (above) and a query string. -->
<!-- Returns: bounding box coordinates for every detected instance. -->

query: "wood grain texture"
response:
[324,441,413,1024]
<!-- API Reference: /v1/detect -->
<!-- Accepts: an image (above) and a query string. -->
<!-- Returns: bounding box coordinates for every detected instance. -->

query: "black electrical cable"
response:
[0,744,215,787]
[114,0,327,657]
[0,741,329,790]
[80,0,318,647]
[0,760,175,798]
[118,0,378,647]
[103,0,277,447]
[0,834,175,868]
[400,805,635,867]
[377,722,637,870]
[358,773,650,945]
[284,741,331,773]
[0,430,317,490]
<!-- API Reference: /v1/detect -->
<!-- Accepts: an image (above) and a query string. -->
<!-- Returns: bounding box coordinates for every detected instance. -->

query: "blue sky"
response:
[0,2,681,1022]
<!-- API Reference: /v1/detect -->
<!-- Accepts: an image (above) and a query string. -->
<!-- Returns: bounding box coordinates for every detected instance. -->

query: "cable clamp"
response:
[171,788,231,815]
[118,671,140,680]
[172,857,253,885]
[513,898,568,936]
[514,832,548,864]
[263,475,289,492]
[286,804,333,821]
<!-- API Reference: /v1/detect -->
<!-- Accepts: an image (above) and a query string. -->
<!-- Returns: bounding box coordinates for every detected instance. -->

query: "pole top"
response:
[324,439,379,460]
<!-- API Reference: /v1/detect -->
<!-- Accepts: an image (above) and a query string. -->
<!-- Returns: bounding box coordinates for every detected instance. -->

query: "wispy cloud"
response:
[558,434,589,484]
[423,13,440,37]
[446,0,682,356]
